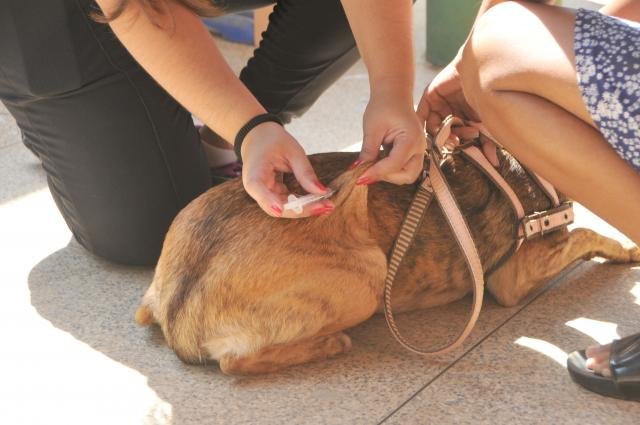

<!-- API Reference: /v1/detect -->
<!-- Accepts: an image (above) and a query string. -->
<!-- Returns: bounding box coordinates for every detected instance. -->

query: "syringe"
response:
[283,188,336,215]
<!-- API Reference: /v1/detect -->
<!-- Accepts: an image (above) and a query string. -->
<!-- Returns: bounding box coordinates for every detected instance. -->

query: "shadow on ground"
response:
[27,239,640,424]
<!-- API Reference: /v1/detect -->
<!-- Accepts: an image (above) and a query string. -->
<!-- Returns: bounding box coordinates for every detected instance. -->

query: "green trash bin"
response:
[426,0,564,67]
[426,0,481,67]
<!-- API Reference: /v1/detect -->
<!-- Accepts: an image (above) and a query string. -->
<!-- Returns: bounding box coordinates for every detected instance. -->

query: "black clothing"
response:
[0,0,360,265]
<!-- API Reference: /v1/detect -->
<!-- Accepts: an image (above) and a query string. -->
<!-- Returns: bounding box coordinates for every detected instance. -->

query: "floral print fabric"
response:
[574,9,640,171]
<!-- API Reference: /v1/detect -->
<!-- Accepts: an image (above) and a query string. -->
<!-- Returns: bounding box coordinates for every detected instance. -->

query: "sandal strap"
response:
[611,332,640,395]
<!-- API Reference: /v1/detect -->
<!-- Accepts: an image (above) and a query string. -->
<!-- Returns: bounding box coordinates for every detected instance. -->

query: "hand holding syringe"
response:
[283,188,336,215]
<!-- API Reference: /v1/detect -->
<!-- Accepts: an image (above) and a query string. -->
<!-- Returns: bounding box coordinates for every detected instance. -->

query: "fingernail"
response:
[315,181,328,192]
[311,205,334,216]
[356,176,376,186]
[348,159,363,170]
[270,203,283,216]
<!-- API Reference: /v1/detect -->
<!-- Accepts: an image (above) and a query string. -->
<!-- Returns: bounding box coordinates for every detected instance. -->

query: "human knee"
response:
[458,1,533,110]
[71,208,173,267]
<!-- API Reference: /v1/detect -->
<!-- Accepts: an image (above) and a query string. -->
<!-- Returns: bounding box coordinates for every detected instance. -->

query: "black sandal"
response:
[567,332,640,401]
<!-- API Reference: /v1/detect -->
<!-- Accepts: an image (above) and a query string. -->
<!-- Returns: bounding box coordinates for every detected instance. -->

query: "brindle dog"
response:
[135,151,639,375]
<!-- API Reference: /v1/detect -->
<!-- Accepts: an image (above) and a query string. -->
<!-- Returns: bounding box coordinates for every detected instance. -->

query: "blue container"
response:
[203,12,254,45]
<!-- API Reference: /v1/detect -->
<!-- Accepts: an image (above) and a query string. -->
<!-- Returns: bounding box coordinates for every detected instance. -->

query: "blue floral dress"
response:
[574,9,640,172]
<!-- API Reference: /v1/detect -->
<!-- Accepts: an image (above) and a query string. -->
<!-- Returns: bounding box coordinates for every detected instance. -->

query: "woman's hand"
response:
[416,55,480,135]
[338,0,424,185]
[356,92,426,186]
[240,122,334,218]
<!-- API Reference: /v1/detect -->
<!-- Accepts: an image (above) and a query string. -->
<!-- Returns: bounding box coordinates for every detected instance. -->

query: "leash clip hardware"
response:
[521,202,574,240]
[420,168,429,183]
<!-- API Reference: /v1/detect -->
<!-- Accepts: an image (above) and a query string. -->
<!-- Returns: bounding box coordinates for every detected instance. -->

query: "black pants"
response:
[0,0,360,265]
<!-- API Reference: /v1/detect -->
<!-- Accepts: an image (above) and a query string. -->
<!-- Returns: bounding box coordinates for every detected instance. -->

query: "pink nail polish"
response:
[270,203,283,216]
[311,205,334,216]
[356,177,376,186]
[348,159,363,170]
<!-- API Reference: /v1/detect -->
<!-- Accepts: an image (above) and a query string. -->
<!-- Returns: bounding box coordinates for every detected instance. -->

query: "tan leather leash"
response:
[383,115,574,355]
[383,117,484,355]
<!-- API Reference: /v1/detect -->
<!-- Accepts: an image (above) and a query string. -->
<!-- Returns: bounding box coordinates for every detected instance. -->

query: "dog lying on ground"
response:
[135,150,639,375]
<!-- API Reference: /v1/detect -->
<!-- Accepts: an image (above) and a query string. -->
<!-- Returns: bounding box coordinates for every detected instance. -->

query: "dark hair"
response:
[96,0,220,22]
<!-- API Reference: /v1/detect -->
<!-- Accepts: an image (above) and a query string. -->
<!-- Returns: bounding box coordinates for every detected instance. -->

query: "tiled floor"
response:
[1,1,639,424]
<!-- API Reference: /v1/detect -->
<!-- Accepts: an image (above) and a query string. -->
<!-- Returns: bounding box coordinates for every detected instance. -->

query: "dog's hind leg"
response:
[487,228,640,307]
[218,332,352,375]
[211,266,382,375]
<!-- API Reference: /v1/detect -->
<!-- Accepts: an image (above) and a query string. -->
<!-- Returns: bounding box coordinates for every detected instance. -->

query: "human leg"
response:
[0,0,211,265]
[239,0,361,123]
[457,1,640,397]
[458,1,640,244]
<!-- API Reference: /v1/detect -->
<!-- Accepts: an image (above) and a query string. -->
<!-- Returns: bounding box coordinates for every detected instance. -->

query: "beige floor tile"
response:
[384,261,640,425]
[4,1,636,424]
[0,142,47,204]
[13,244,537,425]
[0,104,20,150]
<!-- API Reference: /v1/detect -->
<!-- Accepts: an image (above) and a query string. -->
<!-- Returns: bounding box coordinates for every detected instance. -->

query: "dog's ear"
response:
[322,163,371,224]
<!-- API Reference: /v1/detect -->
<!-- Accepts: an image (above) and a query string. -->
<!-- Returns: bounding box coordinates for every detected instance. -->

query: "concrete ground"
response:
[1,1,639,424]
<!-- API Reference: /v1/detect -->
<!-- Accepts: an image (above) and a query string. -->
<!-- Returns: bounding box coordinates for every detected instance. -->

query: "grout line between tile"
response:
[376,260,587,425]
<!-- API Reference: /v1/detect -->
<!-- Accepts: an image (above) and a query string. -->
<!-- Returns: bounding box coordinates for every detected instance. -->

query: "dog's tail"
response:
[135,279,159,326]
[135,304,155,326]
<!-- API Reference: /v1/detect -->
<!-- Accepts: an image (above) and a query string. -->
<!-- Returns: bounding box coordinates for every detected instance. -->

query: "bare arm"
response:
[94,0,264,144]
[339,0,426,185]
[94,0,329,218]
[340,0,414,103]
